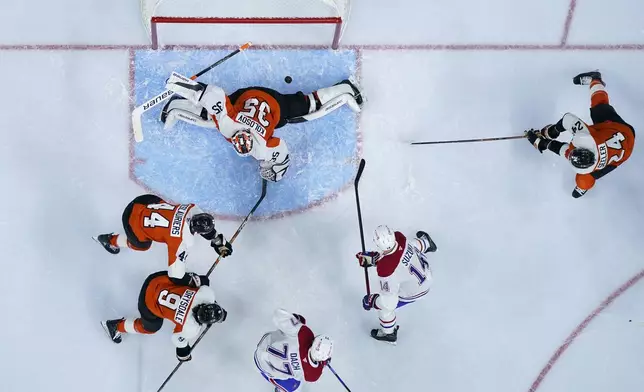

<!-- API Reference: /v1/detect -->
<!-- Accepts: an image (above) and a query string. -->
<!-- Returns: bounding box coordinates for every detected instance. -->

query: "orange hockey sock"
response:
[590,80,609,107]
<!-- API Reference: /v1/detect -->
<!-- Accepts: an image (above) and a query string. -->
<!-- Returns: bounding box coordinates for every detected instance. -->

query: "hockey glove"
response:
[356,251,380,267]
[259,155,290,182]
[211,233,233,257]
[525,130,550,153]
[187,272,210,288]
[176,345,192,362]
[362,294,381,311]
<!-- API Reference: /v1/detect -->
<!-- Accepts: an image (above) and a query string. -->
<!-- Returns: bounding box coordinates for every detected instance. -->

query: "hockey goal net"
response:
[141,0,351,49]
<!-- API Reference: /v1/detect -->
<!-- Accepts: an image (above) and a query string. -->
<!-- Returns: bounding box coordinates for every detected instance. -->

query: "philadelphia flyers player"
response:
[101,271,227,362]
[160,72,363,182]
[93,194,232,283]
[526,71,636,198]
[254,308,333,392]
[356,226,437,343]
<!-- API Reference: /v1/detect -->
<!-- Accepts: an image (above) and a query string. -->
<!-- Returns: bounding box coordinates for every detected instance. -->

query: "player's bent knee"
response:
[141,318,163,333]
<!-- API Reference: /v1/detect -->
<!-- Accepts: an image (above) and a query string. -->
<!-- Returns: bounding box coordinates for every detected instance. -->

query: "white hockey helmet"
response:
[309,335,333,363]
[373,225,397,253]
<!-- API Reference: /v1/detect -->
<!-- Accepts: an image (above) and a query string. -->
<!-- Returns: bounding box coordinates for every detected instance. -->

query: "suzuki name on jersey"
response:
[170,204,190,237]
[174,289,196,324]
[235,113,267,137]
[401,244,414,266]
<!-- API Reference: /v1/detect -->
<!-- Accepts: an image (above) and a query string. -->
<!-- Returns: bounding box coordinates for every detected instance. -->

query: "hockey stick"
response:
[132,41,252,142]
[205,178,268,277]
[410,134,527,145]
[155,179,267,392]
[327,364,352,391]
[354,159,370,296]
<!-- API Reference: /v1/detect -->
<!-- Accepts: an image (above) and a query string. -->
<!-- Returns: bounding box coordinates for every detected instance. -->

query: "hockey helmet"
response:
[194,303,226,325]
[309,335,333,363]
[569,148,595,169]
[190,213,215,235]
[373,225,397,253]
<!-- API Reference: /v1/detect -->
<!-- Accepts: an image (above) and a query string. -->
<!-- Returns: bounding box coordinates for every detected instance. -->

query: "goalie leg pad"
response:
[165,72,206,104]
[161,97,216,130]
[308,80,363,112]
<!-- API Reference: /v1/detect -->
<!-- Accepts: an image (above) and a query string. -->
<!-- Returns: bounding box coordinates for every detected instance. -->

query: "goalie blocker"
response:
[161,72,363,182]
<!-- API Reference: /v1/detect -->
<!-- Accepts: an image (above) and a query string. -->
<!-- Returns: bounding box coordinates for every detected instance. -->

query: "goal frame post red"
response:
[150,16,344,49]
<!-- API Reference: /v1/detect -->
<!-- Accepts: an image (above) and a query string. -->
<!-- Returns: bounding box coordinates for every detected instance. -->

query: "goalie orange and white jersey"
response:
[203,86,289,163]
[126,200,200,278]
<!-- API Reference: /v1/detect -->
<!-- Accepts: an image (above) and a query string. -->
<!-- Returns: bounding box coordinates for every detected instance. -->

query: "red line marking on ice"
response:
[528,268,644,392]
[560,0,578,46]
[1,43,644,51]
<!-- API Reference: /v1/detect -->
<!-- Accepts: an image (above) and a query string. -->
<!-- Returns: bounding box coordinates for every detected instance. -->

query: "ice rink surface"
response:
[0,0,643,391]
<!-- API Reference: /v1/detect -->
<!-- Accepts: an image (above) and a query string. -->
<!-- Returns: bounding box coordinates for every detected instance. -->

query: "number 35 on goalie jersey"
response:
[127,201,202,279]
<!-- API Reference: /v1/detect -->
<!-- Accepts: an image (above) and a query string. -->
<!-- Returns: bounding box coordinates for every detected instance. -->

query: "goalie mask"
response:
[569,148,595,169]
[231,130,254,156]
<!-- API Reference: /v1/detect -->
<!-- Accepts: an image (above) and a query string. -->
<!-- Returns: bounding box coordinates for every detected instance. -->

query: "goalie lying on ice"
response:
[161,73,363,182]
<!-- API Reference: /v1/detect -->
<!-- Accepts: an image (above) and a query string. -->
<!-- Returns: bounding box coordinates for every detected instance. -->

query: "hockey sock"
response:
[590,80,609,107]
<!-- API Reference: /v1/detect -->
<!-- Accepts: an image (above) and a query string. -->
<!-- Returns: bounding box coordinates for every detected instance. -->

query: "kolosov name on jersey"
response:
[236,113,267,137]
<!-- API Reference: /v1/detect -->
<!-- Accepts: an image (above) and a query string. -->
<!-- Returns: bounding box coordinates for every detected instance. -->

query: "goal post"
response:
[141,0,351,49]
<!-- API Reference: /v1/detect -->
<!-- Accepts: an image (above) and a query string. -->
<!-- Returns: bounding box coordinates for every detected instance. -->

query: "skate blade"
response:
[100,321,122,344]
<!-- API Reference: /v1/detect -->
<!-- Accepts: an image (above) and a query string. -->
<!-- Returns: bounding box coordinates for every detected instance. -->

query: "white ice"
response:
[1,1,643,392]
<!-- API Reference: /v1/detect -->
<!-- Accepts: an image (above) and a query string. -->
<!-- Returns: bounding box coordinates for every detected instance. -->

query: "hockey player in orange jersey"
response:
[93,194,232,283]
[526,71,635,198]
[101,271,227,362]
[160,73,363,182]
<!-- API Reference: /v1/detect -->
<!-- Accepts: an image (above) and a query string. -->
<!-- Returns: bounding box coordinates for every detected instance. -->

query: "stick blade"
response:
[132,107,144,143]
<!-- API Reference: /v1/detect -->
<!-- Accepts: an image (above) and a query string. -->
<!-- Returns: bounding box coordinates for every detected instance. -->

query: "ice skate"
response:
[573,71,604,86]
[370,326,399,344]
[337,79,364,106]
[416,231,437,253]
[101,318,123,344]
[93,233,120,255]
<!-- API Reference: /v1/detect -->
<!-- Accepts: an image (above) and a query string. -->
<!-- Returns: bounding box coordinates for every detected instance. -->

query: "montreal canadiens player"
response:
[161,73,363,182]
[101,270,227,362]
[254,308,333,391]
[94,194,232,284]
[357,226,437,343]
[525,71,635,198]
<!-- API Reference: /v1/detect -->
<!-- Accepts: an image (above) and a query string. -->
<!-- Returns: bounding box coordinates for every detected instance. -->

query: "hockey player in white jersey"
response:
[254,308,333,391]
[161,73,363,182]
[357,225,437,343]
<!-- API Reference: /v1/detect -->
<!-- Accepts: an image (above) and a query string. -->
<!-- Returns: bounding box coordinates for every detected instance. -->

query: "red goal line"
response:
[150,16,343,50]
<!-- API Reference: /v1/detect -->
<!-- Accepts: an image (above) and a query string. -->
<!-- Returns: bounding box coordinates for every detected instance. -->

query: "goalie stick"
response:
[131,41,252,142]
[155,179,268,392]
